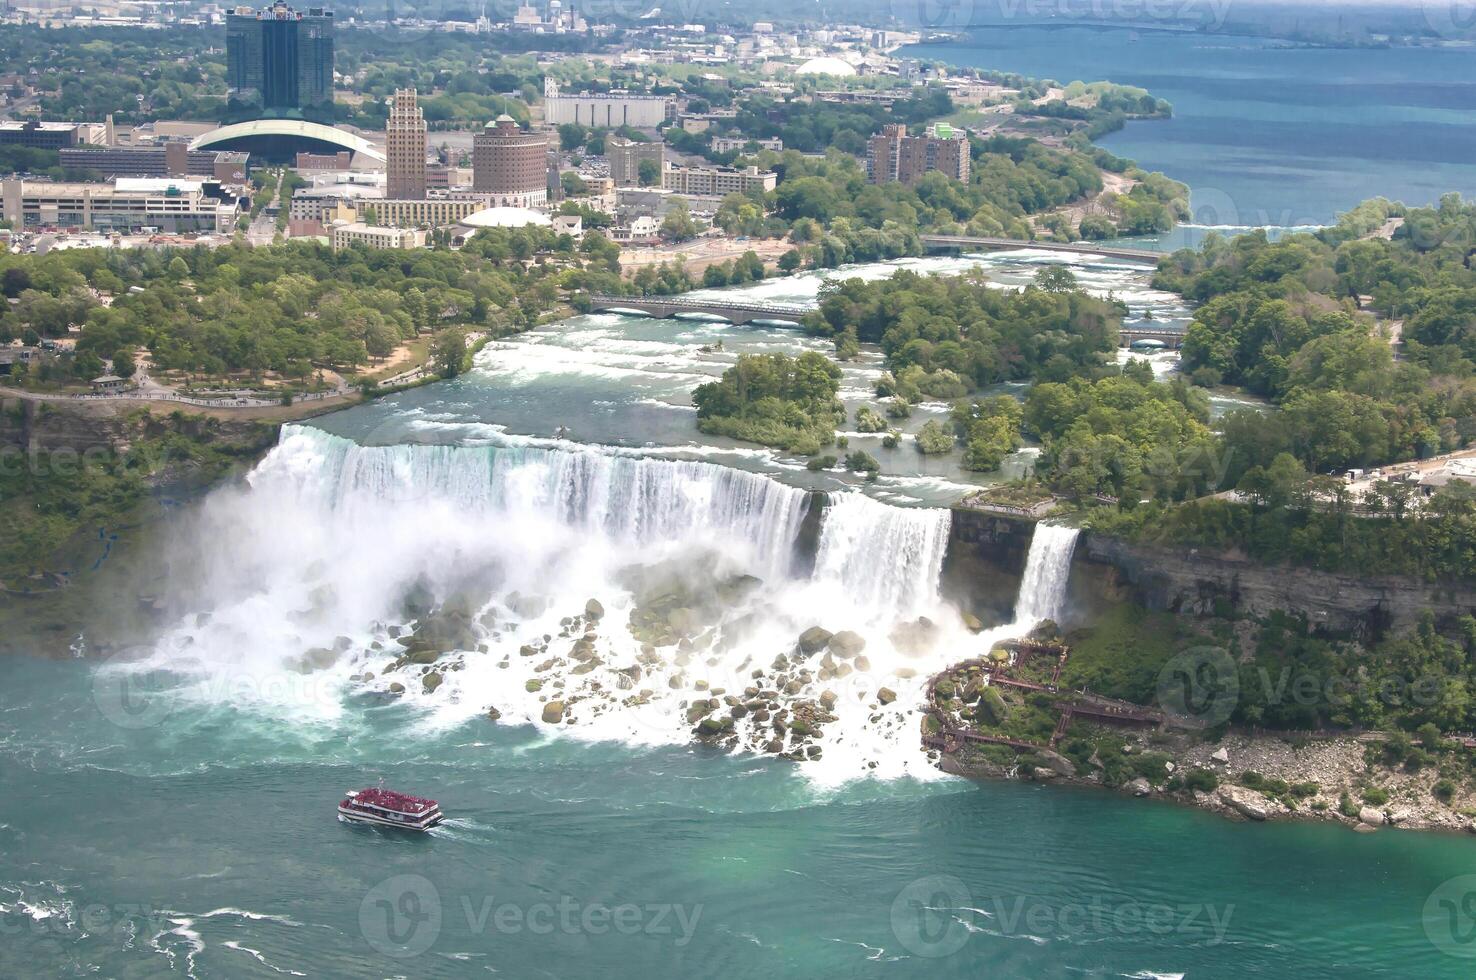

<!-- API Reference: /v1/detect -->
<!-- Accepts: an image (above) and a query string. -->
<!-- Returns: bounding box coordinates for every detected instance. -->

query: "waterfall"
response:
[135,423,968,783]
[812,493,951,615]
[256,425,813,581]
[1012,523,1080,627]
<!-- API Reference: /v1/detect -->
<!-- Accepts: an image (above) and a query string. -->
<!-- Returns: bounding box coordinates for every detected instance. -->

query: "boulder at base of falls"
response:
[1217,785,1270,821]
[829,631,866,658]
[295,647,339,672]
[877,687,897,706]
[422,671,443,693]
[889,617,939,656]
[797,627,833,655]
[585,598,605,621]
[486,707,502,722]
[542,701,566,724]
[388,682,405,694]
[1034,748,1077,777]
[961,612,985,633]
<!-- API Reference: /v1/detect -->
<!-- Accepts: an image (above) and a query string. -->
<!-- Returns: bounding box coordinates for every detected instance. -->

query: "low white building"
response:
[331,222,428,251]
[0,177,241,233]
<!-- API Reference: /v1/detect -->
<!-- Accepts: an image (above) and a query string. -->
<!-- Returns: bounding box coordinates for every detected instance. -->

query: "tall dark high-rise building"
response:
[386,89,427,200]
[226,3,334,116]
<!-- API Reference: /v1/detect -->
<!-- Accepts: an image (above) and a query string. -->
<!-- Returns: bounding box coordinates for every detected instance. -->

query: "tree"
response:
[660,202,701,243]
[559,171,588,197]
[777,249,802,273]
[1034,266,1078,293]
[366,321,399,361]
[637,158,661,187]
[915,419,955,454]
[111,347,136,380]
[558,122,588,151]
[167,256,189,280]
[432,327,468,379]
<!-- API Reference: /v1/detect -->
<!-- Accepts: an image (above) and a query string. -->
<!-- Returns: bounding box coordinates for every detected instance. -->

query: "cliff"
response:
[944,506,1476,639]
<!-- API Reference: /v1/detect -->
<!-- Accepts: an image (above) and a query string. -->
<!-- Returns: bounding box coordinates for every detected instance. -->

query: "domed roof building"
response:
[458,206,552,229]
[795,57,857,77]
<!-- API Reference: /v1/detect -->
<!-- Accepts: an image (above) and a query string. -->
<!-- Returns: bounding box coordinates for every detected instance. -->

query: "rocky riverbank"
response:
[933,723,1476,836]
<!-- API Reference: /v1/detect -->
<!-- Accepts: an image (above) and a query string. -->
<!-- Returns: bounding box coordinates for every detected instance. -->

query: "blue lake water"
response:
[909,27,1476,229]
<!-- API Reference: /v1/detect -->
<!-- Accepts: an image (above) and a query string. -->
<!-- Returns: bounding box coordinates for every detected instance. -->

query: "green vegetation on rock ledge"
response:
[0,407,275,583]
[691,352,844,454]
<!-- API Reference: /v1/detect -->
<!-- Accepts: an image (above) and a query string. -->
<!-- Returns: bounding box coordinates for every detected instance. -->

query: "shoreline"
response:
[929,717,1476,837]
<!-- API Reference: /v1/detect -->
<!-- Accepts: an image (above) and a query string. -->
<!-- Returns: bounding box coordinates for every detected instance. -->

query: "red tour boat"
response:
[338,786,444,831]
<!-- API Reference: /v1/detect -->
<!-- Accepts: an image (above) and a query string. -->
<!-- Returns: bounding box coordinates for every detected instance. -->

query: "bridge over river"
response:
[920,235,1164,264]
[584,294,811,325]
[588,292,1181,348]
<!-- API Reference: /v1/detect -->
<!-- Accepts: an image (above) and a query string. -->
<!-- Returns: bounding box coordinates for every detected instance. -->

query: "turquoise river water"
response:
[2,253,1472,979]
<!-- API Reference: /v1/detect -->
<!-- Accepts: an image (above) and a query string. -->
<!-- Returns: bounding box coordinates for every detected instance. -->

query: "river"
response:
[908,27,1476,247]
[0,252,1465,978]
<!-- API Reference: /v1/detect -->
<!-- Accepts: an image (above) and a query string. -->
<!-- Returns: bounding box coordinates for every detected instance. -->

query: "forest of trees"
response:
[1160,195,1476,475]
[0,228,619,382]
[691,351,844,455]
[803,267,1123,391]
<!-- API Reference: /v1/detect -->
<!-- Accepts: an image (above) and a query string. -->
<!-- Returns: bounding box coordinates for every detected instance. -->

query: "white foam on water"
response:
[121,427,980,784]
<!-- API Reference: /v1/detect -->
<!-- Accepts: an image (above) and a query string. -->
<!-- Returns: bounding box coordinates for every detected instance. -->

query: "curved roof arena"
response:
[190,119,385,164]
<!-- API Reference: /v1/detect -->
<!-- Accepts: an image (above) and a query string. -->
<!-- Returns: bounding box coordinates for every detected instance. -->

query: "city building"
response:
[426,164,473,190]
[662,163,776,197]
[226,2,335,115]
[472,115,550,208]
[385,88,426,200]
[607,136,664,187]
[711,135,783,155]
[0,177,242,233]
[295,150,351,170]
[511,0,586,32]
[866,123,969,185]
[610,215,660,244]
[360,197,491,228]
[542,79,671,129]
[191,118,382,166]
[0,120,104,150]
[59,144,249,182]
[330,222,426,251]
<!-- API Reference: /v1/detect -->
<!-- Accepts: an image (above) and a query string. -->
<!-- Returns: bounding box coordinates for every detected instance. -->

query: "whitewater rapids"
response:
[118,425,1079,785]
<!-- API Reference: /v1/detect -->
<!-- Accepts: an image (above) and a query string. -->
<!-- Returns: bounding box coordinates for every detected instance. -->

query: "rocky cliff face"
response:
[945,506,1476,639]
[0,398,134,455]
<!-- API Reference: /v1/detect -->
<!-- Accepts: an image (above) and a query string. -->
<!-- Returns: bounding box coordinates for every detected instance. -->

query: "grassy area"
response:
[359,336,432,384]
[1059,605,1192,705]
